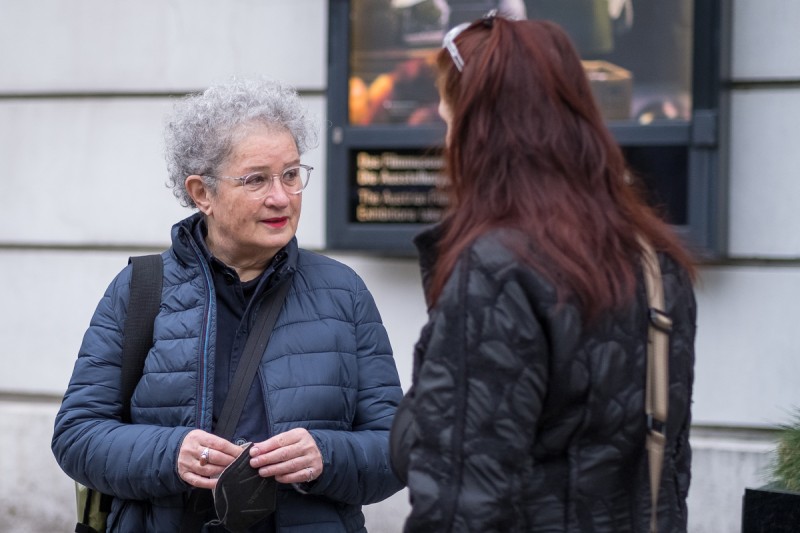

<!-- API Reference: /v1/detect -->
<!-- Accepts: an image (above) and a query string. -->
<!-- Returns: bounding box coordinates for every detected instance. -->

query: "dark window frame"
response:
[326,0,727,257]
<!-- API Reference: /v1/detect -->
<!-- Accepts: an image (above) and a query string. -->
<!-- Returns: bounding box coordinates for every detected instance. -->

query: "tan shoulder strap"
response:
[638,237,672,533]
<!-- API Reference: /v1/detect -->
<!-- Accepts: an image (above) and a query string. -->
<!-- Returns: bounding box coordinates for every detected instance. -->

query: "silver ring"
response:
[306,467,314,483]
[199,447,210,466]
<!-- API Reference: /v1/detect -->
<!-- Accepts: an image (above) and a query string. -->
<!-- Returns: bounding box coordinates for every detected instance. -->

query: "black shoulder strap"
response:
[179,278,292,533]
[214,279,292,440]
[120,254,163,423]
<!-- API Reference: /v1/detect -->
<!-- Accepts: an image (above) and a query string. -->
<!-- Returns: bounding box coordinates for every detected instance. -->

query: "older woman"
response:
[52,78,404,532]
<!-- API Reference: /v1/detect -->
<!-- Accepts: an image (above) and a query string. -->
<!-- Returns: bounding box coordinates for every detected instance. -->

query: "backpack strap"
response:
[120,254,163,423]
[638,237,672,533]
[75,254,163,533]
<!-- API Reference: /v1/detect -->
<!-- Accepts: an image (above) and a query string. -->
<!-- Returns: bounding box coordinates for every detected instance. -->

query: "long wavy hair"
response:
[428,16,695,319]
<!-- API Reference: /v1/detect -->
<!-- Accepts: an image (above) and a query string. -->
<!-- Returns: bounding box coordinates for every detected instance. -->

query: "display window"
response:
[327,0,725,255]
[350,0,692,127]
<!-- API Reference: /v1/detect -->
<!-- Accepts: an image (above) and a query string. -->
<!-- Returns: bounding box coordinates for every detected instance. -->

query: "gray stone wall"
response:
[1,1,799,531]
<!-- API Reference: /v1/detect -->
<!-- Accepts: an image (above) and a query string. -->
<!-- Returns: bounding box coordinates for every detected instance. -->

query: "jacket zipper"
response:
[186,232,214,430]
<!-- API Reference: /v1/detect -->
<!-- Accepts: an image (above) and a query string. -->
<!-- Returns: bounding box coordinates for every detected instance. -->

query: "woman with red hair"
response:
[391,12,697,533]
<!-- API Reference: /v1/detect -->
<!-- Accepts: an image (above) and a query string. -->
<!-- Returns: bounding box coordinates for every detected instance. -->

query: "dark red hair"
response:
[428,17,695,319]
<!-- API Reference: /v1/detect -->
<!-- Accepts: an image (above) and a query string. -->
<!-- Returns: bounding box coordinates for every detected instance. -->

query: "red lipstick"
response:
[263,217,288,228]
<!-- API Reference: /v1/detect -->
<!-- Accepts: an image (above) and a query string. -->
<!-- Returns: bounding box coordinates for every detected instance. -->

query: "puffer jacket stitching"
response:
[53,214,403,532]
[440,253,471,533]
[399,226,694,532]
[178,226,215,432]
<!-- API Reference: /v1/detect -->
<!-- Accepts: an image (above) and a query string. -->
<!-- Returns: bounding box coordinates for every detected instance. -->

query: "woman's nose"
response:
[262,178,291,206]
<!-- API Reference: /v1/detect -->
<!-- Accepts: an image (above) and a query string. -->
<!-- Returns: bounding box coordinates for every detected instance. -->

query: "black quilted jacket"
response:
[390,225,696,532]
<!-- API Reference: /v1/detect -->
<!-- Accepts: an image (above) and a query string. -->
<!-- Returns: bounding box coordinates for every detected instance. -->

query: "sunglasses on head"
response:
[442,9,498,72]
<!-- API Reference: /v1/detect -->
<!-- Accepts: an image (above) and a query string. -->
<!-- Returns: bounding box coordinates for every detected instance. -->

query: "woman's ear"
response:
[185,175,213,214]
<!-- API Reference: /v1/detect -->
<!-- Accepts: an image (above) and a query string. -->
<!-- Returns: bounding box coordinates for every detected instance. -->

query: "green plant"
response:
[771,408,800,492]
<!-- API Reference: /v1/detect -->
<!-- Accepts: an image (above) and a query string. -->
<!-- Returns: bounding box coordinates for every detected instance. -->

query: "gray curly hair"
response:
[164,77,318,208]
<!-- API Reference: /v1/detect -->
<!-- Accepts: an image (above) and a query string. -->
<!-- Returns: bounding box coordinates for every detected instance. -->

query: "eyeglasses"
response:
[206,164,313,199]
[442,9,498,73]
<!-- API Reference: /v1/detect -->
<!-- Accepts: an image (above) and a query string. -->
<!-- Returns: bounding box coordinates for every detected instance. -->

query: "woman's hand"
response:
[249,428,323,484]
[177,429,245,489]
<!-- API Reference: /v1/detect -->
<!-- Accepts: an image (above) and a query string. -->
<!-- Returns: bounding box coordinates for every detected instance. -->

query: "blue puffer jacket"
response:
[52,213,404,532]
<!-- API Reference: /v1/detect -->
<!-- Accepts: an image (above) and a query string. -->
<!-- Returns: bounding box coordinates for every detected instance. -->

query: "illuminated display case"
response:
[326,0,727,256]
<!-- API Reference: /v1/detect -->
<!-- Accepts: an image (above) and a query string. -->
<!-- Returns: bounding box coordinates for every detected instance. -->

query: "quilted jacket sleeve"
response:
[51,264,193,500]
[403,249,550,533]
[304,277,405,505]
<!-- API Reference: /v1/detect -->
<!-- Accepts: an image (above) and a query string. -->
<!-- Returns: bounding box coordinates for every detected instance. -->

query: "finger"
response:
[249,429,323,476]
[180,469,218,490]
[251,428,316,462]
[250,441,304,470]
[251,432,294,455]
[176,430,206,480]
[255,449,324,479]
[256,455,298,478]
[199,447,211,466]
[198,444,240,466]
[196,440,244,468]
[274,465,318,485]
[177,430,241,482]
[212,437,250,458]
